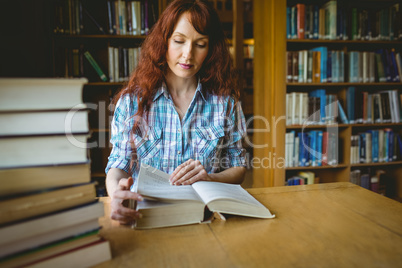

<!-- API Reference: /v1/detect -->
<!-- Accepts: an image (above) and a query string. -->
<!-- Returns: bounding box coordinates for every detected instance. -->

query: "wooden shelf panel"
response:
[287,82,402,87]
[351,161,402,168]
[286,164,349,170]
[53,34,146,40]
[287,39,402,45]
[287,123,402,129]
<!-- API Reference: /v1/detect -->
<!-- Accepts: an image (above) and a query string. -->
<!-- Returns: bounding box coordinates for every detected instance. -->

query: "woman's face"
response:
[166,12,209,80]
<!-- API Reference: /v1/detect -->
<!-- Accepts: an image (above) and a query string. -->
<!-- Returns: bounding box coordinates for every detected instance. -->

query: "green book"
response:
[84,51,108,82]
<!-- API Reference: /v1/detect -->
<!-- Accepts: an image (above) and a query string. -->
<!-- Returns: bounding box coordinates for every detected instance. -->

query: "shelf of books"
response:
[284,0,402,201]
[51,0,162,183]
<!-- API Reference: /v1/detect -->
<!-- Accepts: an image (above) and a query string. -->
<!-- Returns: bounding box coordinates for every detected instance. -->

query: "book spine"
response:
[296,4,305,39]
[84,51,108,82]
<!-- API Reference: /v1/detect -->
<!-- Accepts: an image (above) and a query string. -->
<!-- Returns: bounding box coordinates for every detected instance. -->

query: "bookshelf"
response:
[50,0,253,191]
[254,0,402,201]
[50,0,164,194]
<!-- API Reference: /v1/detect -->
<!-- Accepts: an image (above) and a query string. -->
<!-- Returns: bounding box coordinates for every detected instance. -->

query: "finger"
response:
[112,189,143,201]
[182,169,209,185]
[171,160,196,184]
[174,164,203,185]
[170,160,192,179]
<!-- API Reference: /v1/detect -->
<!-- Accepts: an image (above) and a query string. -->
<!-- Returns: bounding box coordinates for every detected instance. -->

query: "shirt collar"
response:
[153,79,208,103]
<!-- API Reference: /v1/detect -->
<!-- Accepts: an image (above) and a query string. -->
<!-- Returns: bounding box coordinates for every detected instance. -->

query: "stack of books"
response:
[0,78,111,267]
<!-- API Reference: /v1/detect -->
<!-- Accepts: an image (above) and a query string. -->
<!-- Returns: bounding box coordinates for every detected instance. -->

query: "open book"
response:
[133,164,275,229]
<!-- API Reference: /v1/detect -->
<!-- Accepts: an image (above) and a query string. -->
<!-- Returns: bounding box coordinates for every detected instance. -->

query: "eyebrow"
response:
[172,32,209,41]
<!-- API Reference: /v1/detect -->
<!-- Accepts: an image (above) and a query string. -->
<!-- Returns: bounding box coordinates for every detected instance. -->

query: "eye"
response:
[174,40,184,44]
[196,43,207,48]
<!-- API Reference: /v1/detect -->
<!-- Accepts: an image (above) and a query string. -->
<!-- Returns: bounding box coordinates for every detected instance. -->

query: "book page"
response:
[136,164,201,202]
[192,181,265,207]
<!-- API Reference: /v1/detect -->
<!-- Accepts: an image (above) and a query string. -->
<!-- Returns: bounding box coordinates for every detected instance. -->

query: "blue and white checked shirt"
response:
[105,81,247,187]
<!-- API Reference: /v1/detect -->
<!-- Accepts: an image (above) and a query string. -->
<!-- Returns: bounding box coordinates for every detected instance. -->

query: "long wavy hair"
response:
[113,0,239,121]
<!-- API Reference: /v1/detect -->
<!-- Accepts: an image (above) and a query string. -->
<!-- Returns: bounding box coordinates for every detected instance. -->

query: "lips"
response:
[179,63,193,69]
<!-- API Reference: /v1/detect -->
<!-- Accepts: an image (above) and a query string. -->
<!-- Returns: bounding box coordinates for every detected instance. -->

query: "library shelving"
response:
[50,0,254,191]
[254,0,402,201]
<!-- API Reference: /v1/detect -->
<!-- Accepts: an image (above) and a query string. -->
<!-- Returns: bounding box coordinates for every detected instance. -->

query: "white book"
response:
[0,110,88,136]
[108,46,115,82]
[0,134,89,168]
[0,78,87,111]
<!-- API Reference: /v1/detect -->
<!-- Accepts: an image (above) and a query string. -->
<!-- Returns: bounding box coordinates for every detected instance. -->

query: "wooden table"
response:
[94,182,402,267]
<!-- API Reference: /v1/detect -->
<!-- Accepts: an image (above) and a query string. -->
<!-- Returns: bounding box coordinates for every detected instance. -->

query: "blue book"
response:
[310,131,317,166]
[286,7,291,39]
[309,89,326,123]
[337,101,349,124]
[339,51,345,82]
[347,87,356,123]
[388,130,394,162]
[332,51,338,83]
[327,50,332,82]
[384,130,390,162]
[313,5,319,39]
[291,6,297,39]
[397,134,402,160]
[298,132,306,166]
[310,47,328,82]
[317,131,323,166]
[368,130,379,163]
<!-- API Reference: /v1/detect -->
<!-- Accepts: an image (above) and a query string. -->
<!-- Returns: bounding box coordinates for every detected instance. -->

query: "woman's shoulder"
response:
[115,91,139,114]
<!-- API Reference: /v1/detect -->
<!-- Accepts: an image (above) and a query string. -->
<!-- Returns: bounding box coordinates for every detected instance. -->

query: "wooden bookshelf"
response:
[50,0,252,187]
[254,0,402,200]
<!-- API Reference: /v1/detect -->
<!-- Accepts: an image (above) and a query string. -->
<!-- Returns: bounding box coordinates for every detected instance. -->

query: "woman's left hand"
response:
[169,159,211,185]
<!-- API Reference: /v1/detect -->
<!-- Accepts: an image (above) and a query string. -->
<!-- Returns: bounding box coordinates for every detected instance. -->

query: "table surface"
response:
[94,182,402,267]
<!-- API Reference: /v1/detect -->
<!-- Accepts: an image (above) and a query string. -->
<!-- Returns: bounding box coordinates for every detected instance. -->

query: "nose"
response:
[182,42,193,60]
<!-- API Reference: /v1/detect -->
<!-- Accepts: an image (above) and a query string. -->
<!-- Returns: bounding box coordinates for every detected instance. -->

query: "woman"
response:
[106,0,247,225]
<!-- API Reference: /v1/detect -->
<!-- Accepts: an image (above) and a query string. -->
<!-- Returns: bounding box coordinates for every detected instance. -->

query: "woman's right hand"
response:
[110,177,143,225]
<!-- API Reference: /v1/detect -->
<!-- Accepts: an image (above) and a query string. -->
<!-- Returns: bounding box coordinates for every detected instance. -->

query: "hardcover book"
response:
[133,164,275,229]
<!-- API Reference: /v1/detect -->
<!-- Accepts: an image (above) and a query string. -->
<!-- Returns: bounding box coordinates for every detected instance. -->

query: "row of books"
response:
[286,171,319,186]
[54,0,158,36]
[108,46,141,82]
[286,47,402,84]
[285,130,338,168]
[346,87,402,124]
[56,46,141,82]
[350,169,390,196]
[287,1,402,40]
[350,129,402,164]
[55,47,106,81]
[0,78,111,267]
[286,90,341,126]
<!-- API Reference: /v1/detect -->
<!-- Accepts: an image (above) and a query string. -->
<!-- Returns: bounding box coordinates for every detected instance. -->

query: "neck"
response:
[165,72,197,97]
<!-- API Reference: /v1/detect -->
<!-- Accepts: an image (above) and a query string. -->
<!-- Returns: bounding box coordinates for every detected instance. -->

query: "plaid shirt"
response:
[105,81,247,187]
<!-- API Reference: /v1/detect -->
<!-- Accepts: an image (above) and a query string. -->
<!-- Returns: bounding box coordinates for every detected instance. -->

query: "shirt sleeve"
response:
[223,99,247,168]
[105,94,137,175]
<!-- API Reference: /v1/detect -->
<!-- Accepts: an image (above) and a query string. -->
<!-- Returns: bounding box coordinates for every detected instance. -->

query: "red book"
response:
[322,131,329,165]
[296,4,305,39]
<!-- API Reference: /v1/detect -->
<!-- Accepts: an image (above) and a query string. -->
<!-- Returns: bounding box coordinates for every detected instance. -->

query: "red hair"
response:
[113,0,239,119]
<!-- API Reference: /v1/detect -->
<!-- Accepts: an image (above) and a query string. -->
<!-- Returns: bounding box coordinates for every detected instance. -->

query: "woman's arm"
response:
[169,159,246,185]
[106,168,143,225]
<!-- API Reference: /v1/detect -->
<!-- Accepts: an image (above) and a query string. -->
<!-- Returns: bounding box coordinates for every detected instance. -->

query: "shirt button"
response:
[177,151,181,155]
[178,129,181,133]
